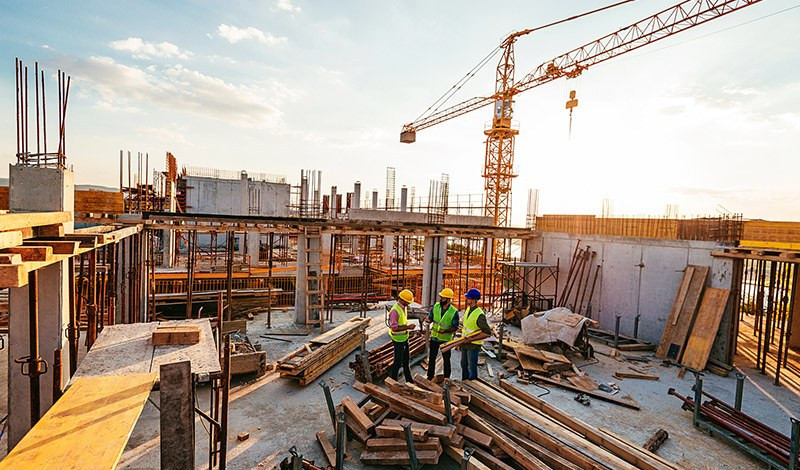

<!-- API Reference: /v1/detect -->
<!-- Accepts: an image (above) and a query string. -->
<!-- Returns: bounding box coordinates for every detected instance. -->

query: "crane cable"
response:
[414,0,639,124]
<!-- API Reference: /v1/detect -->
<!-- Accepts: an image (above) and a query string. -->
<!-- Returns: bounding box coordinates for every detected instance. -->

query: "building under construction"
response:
[2,1,800,469]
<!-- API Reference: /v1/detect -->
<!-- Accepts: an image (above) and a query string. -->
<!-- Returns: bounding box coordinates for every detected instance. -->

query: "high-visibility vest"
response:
[388,302,409,342]
[431,302,458,342]
[463,306,485,345]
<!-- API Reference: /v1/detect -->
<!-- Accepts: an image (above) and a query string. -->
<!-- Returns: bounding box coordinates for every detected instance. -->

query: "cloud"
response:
[276,0,301,13]
[51,55,296,128]
[110,37,192,60]
[216,24,287,45]
[137,125,189,145]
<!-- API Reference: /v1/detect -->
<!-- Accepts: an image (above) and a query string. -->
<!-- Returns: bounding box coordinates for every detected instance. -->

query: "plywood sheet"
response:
[681,288,730,370]
[72,319,221,383]
[0,373,156,470]
[656,265,708,360]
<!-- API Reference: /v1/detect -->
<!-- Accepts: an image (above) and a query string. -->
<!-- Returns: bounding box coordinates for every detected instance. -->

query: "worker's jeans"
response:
[426,340,452,380]
[460,347,479,380]
[390,340,413,382]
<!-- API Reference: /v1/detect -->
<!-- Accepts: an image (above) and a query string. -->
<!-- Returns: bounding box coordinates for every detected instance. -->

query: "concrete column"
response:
[400,186,408,212]
[162,181,176,268]
[372,191,379,210]
[7,165,74,448]
[247,232,260,264]
[330,186,337,218]
[383,236,394,266]
[295,234,323,324]
[353,182,361,210]
[421,236,446,307]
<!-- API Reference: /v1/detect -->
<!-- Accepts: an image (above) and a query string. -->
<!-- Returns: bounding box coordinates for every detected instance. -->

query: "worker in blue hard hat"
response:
[388,289,417,383]
[460,288,492,380]
[423,287,459,381]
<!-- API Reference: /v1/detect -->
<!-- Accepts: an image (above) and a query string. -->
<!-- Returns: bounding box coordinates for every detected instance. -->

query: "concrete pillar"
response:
[247,232,260,264]
[162,181,176,268]
[295,234,322,325]
[372,191,379,210]
[383,236,394,266]
[330,186,337,218]
[7,165,74,448]
[400,186,408,212]
[353,182,361,210]
[421,236,446,307]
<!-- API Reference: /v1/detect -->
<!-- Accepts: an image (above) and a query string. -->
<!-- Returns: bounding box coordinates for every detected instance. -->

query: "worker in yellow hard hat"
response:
[389,289,417,383]
[461,288,492,380]
[423,287,459,381]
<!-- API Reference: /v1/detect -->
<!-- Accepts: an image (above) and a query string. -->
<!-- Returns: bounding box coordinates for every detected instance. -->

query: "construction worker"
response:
[461,288,492,380]
[423,288,459,380]
[388,289,417,383]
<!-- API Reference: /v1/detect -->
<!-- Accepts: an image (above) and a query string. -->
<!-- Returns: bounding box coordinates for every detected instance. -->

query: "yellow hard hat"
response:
[398,289,414,303]
[438,288,454,299]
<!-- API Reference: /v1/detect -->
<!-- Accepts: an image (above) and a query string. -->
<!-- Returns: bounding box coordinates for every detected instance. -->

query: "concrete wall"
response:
[184,174,290,217]
[529,232,734,351]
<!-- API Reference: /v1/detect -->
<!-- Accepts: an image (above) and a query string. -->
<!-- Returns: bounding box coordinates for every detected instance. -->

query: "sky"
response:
[0,0,798,226]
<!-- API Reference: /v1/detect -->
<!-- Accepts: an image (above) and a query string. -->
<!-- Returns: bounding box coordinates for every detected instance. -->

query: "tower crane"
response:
[401,0,763,230]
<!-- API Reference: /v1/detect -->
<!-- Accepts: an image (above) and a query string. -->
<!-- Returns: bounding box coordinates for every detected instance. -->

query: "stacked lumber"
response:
[336,378,462,466]
[457,379,680,470]
[348,331,425,382]
[277,316,370,385]
[656,264,731,372]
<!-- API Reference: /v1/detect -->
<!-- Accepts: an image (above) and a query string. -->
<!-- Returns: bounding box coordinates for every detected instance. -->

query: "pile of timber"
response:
[349,331,425,382]
[457,378,680,470]
[277,316,370,385]
[656,264,731,374]
[500,339,642,409]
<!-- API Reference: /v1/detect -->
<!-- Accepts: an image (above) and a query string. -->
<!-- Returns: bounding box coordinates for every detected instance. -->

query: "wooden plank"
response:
[342,396,374,434]
[457,424,493,448]
[360,449,441,465]
[0,211,72,232]
[613,371,660,381]
[366,437,441,452]
[152,325,201,345]
[1,245,53,262]
[497,380,678,470]
[680,288,730,370]
[316,431,336,467]
[0,253,22,264]
[363,383,446,424]
[0,372,156,470]
[375,424,428,441]
[160,361,194,470]
[382,419,456,440]
[444,446,492,470]
[656,265,709,360]
[0,230,23,249]
[22,240,79,255]
[464,414,549,470]
[0,263,26,288]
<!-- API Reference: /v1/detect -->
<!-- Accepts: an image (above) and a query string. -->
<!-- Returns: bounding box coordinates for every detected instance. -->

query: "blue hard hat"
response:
[464,288,481,300]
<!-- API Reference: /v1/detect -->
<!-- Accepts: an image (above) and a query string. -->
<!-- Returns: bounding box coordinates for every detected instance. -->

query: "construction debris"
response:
[643,428,669,453]
[277,316,370,385]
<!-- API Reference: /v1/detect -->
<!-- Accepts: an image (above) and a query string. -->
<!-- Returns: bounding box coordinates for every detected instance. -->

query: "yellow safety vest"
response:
[431,302,457,342]
[388,302,409,342]
[463,306,485,345]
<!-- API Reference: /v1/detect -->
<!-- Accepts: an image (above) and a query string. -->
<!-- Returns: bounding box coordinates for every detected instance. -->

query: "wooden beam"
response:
[0,211,72,232]
[1,245,53,262]
[23,240,79,255]
[0,230,23,249]
[160,361,194,470]
[315,431,336,467]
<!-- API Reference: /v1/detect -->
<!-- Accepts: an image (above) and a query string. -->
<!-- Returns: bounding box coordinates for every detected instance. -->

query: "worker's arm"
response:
[476,313,492,336]
[389,309,417,332]
[440,311,459,334]
[423,308,434,324]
